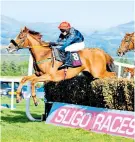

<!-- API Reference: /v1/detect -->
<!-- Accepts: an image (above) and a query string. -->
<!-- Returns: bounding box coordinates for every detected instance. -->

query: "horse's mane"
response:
[29,30,41,35]
[26,28,50,47]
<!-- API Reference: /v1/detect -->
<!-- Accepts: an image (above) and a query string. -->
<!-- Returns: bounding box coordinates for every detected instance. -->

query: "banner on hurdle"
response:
[46,102,135,139]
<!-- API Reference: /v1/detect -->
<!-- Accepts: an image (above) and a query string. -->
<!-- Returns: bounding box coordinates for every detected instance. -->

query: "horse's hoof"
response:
[34,102,39,106]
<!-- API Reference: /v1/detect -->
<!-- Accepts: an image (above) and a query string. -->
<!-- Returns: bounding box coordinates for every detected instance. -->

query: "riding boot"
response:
[58,51,72,70]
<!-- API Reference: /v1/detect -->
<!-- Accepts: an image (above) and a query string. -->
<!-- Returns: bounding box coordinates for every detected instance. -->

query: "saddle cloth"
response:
[53,48,82,67]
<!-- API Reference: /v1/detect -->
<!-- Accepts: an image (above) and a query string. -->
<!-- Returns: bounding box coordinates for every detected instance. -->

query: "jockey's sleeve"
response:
[59,30,76,50]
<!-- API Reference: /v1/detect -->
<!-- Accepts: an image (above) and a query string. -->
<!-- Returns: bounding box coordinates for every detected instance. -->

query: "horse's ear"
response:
[22,26,29,32]
[126,33,130,36]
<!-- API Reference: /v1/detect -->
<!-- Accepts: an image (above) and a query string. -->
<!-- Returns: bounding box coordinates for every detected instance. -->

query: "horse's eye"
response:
[19,34,23,39]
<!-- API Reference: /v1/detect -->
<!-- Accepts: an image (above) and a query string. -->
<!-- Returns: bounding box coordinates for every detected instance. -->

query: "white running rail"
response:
[0,78,21,110]
[114,61,134,78]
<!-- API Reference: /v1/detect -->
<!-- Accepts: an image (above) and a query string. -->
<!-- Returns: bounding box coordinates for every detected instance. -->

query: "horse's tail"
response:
[105,53,115,72]
[105,53,114,64]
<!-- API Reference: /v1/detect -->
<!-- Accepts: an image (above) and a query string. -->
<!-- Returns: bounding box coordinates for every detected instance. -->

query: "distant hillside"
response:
[85,21,134,56]
[1,15,134,57]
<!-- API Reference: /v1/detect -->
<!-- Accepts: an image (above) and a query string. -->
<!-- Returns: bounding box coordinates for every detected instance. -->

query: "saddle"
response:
[52,47,82,68]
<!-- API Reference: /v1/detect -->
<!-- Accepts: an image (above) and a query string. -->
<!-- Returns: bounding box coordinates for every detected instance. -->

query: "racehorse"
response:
[117,32,134,56]
[7,27,116,106]
[123,67,134,78]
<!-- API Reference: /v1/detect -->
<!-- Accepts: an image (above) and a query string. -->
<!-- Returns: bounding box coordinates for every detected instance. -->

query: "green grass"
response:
[1,96,133,142]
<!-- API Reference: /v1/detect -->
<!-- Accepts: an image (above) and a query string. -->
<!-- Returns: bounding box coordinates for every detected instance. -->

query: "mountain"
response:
[0,15,134,57]
[84,21,134,56]
[1,15,60,44]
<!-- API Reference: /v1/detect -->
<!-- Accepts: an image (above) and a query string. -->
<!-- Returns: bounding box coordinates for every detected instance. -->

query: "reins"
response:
[30,45,54,65]
[10,32,58,70]
[27,34,54,65]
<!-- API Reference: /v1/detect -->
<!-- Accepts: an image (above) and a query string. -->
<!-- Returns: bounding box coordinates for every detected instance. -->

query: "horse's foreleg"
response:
[16,74,37,103]
[31,73,63,106]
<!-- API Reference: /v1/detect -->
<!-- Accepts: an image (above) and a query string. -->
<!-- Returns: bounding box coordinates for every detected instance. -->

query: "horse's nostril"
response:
[117,52,120,56]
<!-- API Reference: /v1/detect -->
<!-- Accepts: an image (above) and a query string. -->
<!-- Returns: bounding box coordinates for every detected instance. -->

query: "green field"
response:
[1,96,133,142]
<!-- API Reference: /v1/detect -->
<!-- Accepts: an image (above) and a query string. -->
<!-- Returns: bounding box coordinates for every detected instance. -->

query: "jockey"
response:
[49,21,85,70]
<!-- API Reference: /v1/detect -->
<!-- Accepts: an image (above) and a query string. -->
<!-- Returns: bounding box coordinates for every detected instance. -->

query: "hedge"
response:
[44,75,134,111]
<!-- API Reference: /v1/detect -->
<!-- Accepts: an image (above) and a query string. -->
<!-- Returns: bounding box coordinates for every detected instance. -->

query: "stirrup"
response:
[58,63,72,70]
[58,64,67,70]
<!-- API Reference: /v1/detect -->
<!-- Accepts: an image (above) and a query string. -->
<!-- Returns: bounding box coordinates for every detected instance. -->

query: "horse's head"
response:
[7,26,43,53]
[117,33,134,56]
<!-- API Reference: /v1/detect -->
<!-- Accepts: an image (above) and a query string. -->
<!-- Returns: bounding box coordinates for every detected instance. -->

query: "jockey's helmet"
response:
[58,21,71,30]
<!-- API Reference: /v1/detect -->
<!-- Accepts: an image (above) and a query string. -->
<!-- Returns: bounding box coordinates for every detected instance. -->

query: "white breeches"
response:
[65,42,85,52]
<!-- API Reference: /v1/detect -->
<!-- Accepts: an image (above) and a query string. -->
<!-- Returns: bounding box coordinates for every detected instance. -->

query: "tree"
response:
[8,61,18,75]
[1,61,9,76]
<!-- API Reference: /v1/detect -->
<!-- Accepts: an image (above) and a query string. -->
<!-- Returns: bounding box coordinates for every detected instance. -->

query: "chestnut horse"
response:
[7,27,116,106]
[117,32,134,56]
[123,67,134,78]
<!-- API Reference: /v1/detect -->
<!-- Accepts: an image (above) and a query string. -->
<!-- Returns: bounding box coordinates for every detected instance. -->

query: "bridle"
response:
[10,33,28,50]
[10,32,42,50]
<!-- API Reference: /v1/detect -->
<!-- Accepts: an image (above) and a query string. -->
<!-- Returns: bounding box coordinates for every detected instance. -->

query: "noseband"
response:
[10,39,19,47]
[10,39,20,50]
[10,33,28,50]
